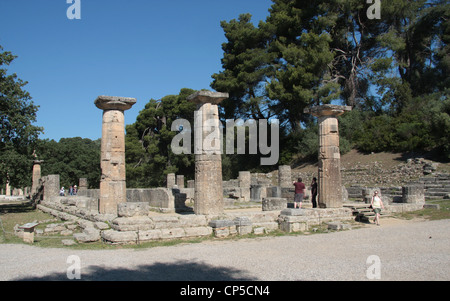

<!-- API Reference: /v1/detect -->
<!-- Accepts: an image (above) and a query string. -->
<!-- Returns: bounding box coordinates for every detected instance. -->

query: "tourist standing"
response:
[293,178,306,209]
[371,190,385,226]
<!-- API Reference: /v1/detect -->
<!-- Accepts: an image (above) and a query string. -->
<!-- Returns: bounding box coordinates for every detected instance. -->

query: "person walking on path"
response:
[293,178,306,209]
[371,190,385,226]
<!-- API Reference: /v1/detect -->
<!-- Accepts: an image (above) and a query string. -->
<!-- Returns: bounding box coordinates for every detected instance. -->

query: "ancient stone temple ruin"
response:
[20,92,438,245]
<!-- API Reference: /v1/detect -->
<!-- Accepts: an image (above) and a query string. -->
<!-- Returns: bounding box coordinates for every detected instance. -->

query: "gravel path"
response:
[1,218,449,281]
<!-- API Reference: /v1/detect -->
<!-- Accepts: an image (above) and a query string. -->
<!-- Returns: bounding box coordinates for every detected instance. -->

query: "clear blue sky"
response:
[0,0,272,141]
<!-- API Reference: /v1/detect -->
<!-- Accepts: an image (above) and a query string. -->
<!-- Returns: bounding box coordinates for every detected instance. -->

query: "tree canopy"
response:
[35,137,101,189]
[0,46,43,188]
[212,0,450,160]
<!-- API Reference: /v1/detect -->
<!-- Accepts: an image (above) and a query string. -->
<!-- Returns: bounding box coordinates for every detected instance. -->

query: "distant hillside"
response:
[290,149,450,187]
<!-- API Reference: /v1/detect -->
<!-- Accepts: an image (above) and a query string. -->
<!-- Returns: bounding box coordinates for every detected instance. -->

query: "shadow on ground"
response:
[15,260,256,281]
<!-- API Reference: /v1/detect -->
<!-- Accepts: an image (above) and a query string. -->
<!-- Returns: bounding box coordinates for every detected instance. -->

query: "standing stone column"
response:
[239,171,251,202]
[188,91,229,215]
[5,179,11,196]
[304,105,351,208]
[31,160,44,195]
[79,178,88,191]
[43,175,60,200]
[176,175,185,189]
[278,165,292,188]
[95,96,136,215]
[167,173,176,189]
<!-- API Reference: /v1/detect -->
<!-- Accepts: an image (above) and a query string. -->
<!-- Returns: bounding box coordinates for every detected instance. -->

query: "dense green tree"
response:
[211,14,276,122]
[212,0,450,162]
[125,88,197,188]
[0,46,43,189]
[35,138,101,189]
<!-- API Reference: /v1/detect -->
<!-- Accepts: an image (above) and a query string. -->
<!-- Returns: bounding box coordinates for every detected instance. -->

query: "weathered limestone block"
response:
[102,229,137,244]
[402,184,425,204]
[262,197,287,211]
[152,216,180,229]
[111,216,154,231]
[43,175,60,200]
[167,173,176,188]
[253,227,266,235]
[208,220,235,228]
[184,226,213,237]
[187,180,195,189]
[280,208,307,216]
[138,229,162,241]
[74,227,100,243]
[327,222,352,230]
[280,219,308,233]
[178,215,208,227]
[251,185,267,202]
[149,188,175,211]
[176,175,185,188]
[278,165,292,188]
[161,228,186,239]
[78,178,88,191]
[234,217,252,235]
[208,219,236,238]
[31,160,43,195]
[117,202,150,217]
[239,171,251,202]
[94,221,110,230]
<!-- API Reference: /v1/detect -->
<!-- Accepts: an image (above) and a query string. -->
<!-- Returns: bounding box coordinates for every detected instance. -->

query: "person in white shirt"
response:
[371,190,385,226]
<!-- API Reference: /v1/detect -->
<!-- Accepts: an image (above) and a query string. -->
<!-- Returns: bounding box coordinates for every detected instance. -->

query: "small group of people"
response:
[59,185,78,196]
[292,177,318,209]
[292,178,385,226]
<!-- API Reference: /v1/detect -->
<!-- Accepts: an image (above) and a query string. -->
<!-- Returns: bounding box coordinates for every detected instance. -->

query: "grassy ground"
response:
[394,199,450,221]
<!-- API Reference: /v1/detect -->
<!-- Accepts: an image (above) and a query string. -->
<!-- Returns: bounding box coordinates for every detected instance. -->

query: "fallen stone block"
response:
[102,229,137,244]
[94,221,110,230]
[74,227,100,243]
[262,197,287,211]
[327,222,341,230]
[60,229,73,236]
[327,222,352,231]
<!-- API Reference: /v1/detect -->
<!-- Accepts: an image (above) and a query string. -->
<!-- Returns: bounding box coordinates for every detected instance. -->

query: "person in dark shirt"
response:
[311,177,318,208]
[293,178,306,209]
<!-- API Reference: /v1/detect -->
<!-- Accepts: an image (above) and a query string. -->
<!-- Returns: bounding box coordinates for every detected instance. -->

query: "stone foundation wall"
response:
[76,188,188,213]
[37,192,429,245]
